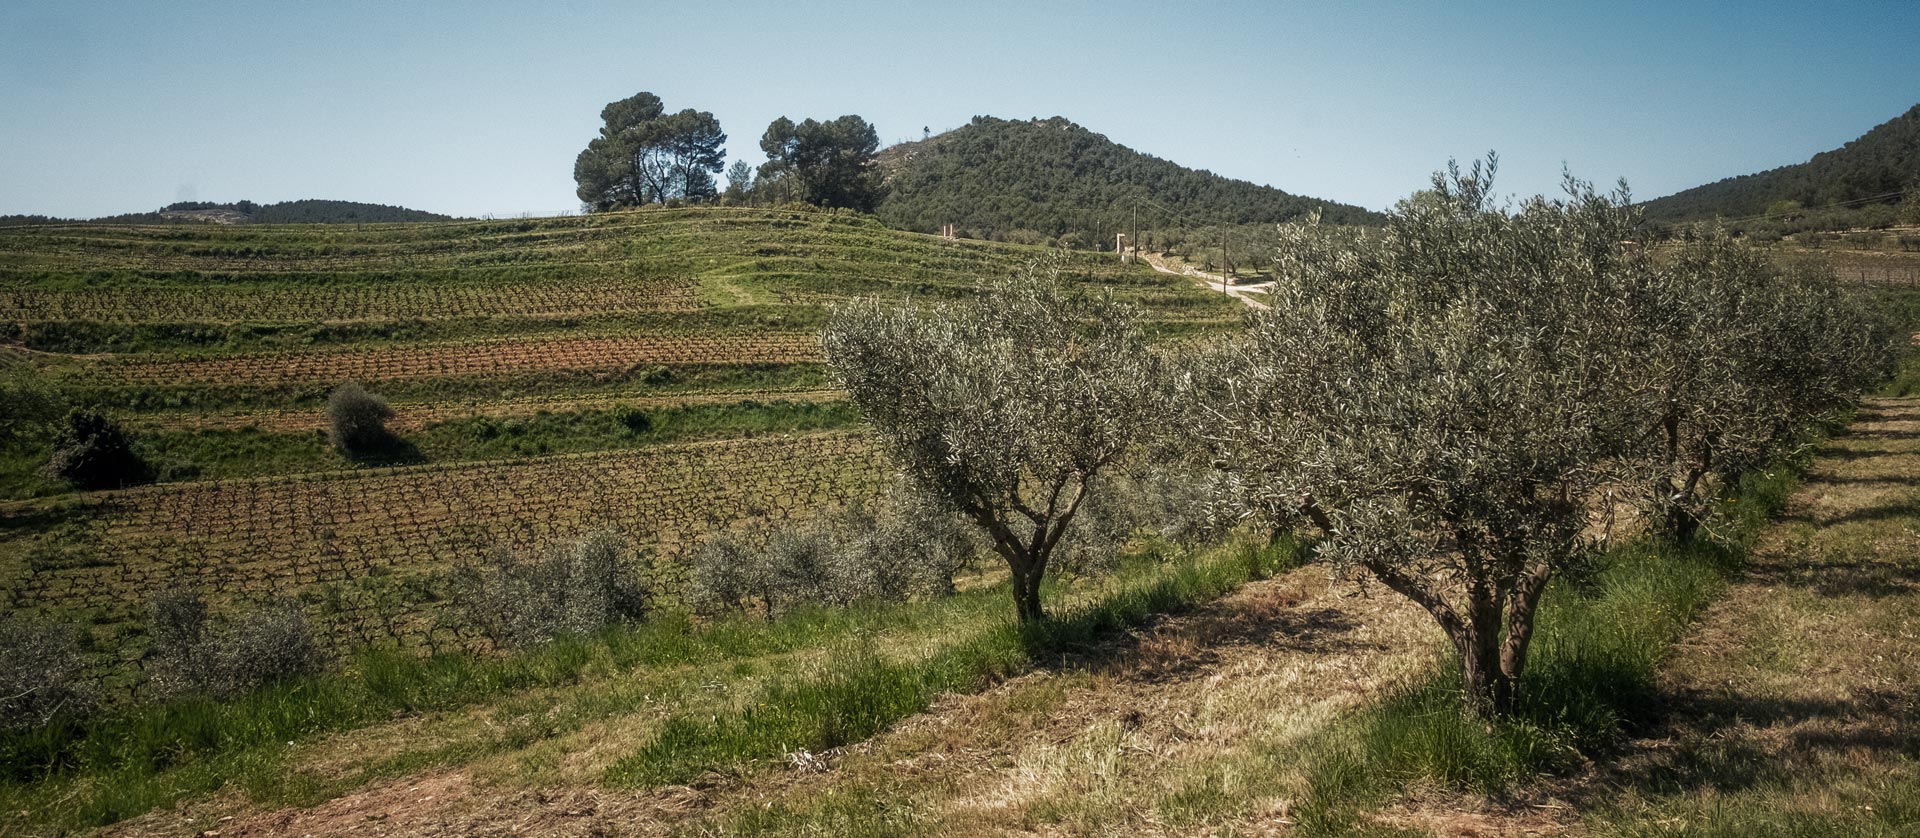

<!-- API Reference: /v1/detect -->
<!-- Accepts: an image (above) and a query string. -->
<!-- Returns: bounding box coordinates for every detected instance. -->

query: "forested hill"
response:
[1641,102,1920,222]
[84,199,456,225]
[875,116,1382,245]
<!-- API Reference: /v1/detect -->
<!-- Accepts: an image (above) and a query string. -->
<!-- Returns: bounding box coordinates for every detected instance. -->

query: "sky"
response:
[3,0,1917,219]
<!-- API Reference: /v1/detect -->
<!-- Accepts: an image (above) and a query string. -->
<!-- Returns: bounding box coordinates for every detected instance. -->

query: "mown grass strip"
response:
[0,585,1012,831]
[0,537,1293,832]
[604,537,1301,787]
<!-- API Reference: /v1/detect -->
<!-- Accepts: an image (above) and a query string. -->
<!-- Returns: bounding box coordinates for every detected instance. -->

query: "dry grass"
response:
[86,559,1439,837]
[1573,397,1920,835]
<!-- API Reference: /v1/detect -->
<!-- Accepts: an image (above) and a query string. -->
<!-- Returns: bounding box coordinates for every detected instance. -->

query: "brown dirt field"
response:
[92,334,823,387]
[127,388,846,433]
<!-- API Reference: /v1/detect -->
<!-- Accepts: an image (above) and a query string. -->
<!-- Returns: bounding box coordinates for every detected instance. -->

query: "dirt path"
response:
[1138,251,1273,311]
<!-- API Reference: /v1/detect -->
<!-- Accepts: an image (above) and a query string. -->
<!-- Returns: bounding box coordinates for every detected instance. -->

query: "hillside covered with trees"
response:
[5,200,457,226]
[875,116,1383,246]
[1642,102,1920,227]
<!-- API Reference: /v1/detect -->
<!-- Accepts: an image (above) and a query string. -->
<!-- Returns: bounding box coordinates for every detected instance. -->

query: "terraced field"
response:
[0,206,1240,683]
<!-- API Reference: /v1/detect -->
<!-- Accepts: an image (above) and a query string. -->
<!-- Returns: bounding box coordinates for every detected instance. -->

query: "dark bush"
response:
[326,381,396,454]
[0,618,95,731]
[43,409,151,489]
[451,531,652,648]
[613,404,653,435]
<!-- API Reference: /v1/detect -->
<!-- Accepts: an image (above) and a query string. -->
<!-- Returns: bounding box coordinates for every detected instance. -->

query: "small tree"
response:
[449,531,650,648]
[146,590,324,699]
[43,409,150,489]
[722,160,755,205]
[759,115,886,212]
[822,258,1160,622]
[1197,159,1652,714]
[327,381,396,455]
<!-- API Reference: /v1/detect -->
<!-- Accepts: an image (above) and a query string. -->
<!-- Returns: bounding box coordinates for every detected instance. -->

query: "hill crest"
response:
[875,115,1381,245]
[1642,103,1920,223]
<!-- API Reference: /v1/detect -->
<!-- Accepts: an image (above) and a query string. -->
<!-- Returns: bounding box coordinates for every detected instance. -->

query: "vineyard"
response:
[89,333,824,387]
[0,278,704,323]
[1,432,886,684]
[0,205,1239,690]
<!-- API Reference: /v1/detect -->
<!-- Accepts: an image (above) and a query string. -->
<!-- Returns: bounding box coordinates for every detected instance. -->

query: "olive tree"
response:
[1630,234,1892,538]
[1194,159,1653,714]
[821,259,1160,622]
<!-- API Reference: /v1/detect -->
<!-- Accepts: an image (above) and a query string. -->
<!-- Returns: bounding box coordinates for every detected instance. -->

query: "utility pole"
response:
[1131,197,1138,261]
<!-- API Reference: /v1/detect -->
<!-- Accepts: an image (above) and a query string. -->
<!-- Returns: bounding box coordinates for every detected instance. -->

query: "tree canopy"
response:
[574,92,728,211]
[1189,158,1890,714]
[757,115,886,211]
[821,258,1160,622]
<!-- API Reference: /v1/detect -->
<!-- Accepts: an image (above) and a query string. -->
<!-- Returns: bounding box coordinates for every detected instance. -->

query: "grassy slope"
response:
[0,208,1243,716]
[1,539,1297,834]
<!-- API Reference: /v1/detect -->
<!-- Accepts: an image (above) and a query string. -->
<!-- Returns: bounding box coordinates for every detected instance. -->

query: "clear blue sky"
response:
[3,0,1916,219]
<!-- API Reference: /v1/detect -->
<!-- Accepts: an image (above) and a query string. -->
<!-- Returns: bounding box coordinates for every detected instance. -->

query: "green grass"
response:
[0,587,995,831]
[605,537,1300,787]
[0,396,859,498]
[0,537,1295,833]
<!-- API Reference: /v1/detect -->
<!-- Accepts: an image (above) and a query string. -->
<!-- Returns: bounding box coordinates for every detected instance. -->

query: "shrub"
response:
[147,591,325,699]
[451,531,652,648]
[1081,468,1241,549]
[0,618,94,731]
[836,478,981,600]
[0,365,64,443]
[685,530,762,615]
[612,404,653,435]
[686,479,981,617]
[42,409,151,489]
[326,381,396,454]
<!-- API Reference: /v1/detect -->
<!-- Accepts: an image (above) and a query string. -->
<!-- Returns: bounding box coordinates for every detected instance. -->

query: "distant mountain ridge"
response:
[875,116,1381,245]
[1642,103,1920,222]
[2,199,455,227]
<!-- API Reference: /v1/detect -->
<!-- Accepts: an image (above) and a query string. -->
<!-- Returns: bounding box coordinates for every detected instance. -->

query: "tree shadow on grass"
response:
[1598,686,1920,798]
[342,434,425,467]
[1011,578,1364,685]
